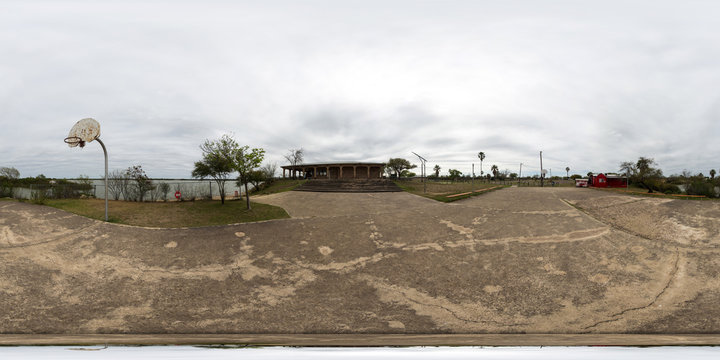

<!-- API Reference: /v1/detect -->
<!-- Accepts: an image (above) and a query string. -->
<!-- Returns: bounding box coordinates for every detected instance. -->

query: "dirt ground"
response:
[1,188,719,334]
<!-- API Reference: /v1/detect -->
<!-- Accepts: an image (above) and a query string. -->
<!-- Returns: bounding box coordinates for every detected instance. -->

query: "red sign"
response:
[175,191,181,199]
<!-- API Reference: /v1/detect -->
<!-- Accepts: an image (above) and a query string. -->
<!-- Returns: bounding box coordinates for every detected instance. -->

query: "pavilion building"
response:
[281,162,385,180]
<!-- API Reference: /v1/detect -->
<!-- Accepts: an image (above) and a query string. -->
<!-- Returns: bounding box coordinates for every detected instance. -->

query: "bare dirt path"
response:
[1,188,719,334]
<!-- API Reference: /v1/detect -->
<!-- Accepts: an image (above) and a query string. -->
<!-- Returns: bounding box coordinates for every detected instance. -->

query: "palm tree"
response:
[565,167,570,179]
[490,164,499,179]
[478,152,485,176]
[433,164,441,178]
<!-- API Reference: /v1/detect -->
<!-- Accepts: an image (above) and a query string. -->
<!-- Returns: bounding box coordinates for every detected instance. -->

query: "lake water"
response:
[12,179,255,201]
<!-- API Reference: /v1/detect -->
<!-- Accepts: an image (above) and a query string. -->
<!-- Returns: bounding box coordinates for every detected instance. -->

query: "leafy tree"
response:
[386,158,417,178]
[192,134,238,204]
[477,152,485,176]
[245,170,266,191]
[284,148,304,179]
[620,157,663,193]
[509,173,518,179]
[710,169,716,179]
[433,164,441,178]
[570,174,582,180]
[158,182,170,201]
[448,169,462,181]
[490,164,499,179]
[0,167,19,179]
[125,165,152,201]
[235,146,265,210]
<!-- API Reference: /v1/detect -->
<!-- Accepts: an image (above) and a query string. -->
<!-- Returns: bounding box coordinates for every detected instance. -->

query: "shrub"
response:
[657,183,681,194]
[158,182,170,201]
[0,179,14,198]
[30,187,48,204]
[686,180,716,198]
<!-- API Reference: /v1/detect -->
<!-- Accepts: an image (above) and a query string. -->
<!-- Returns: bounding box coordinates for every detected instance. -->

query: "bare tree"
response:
[284,148,304,179]
[107,169,126,200]
[261,162,278,180]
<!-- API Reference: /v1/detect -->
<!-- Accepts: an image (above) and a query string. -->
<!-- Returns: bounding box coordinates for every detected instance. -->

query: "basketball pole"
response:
[96,138,108,221]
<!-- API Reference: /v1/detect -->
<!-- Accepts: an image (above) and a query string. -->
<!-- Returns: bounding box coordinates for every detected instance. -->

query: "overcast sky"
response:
[2,0,719,179]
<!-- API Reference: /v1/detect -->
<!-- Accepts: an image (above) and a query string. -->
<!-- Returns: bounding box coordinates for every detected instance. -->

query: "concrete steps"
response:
[293,179,402,193]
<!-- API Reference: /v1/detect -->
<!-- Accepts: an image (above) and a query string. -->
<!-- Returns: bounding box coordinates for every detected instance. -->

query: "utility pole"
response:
[540,151,544,188]
[519,163,522,184]
[471,163,474,192]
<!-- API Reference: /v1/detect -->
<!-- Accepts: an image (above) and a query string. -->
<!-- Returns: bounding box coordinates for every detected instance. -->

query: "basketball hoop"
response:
[65,117,109,221]
[64,136,86,148]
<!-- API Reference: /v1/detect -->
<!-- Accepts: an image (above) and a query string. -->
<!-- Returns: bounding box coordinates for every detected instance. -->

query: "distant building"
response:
[587,173,628,188]
[282,162,385,180]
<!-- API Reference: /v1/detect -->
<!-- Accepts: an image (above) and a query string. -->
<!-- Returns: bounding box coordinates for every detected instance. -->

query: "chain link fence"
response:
[7,180,252,202]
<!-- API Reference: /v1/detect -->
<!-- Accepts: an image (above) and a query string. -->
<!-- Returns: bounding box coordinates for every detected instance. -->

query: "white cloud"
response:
[1,0,719,178]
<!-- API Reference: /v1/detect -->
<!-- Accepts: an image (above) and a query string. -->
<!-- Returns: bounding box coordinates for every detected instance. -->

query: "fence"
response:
[7,180,254,202]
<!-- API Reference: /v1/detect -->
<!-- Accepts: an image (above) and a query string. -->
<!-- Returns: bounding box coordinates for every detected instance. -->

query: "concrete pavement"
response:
[1,188,719,335]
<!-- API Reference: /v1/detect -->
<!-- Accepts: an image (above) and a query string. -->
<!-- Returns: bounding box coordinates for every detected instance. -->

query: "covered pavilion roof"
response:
[281,162,385,169]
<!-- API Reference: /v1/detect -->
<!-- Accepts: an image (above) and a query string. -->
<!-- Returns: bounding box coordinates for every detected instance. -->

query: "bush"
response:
[30,187,48,204]
[657,183,681,194]
[0,179,14,198]
[686,180,716,198]
[158,182,170,201]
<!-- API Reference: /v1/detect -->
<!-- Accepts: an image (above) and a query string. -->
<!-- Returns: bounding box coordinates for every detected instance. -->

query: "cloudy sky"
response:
[2,0,719,179]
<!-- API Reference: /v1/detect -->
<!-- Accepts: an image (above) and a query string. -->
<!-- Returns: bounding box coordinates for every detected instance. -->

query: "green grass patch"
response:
[43,198,290,228]
[252,179,307,195]
[395,179,508,202]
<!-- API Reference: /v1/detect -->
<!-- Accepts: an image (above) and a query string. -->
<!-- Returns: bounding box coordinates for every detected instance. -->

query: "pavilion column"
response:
[339,167,343,179]
[353,166,357,179]
[367,166,370,178]
[314,167,318,179]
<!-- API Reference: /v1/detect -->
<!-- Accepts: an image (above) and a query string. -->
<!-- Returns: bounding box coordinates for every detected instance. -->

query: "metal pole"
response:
[540,151,544,188]
[96,138,108,221]
[519,163,522,185]
[471,163,474,192]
